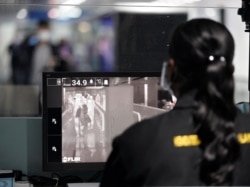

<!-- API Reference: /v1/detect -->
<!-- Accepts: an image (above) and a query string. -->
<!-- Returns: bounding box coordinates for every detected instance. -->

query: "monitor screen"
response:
[43,72,171,171]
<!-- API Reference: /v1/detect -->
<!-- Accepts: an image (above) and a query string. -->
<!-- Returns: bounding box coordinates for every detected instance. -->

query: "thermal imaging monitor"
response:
[43,72,171,171]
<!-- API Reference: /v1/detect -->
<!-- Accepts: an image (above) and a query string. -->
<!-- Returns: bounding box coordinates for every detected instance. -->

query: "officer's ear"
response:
[167,58,180,96]
[231,65,235,74]
[166,58,176,84]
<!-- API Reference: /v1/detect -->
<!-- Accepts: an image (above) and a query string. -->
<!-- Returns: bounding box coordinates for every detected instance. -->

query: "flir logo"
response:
[63,157,81,162]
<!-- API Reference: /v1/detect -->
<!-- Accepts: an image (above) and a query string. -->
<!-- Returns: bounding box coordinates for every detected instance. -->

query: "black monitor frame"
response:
[42,71,162,171]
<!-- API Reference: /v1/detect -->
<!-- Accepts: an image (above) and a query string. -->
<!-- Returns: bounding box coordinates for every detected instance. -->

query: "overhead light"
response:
[153,0,201,6]
[48,6,82,20]
[114,0,201,13]
[66,7,82,18]
[48,0,85,20]
[62,0,86,5]
[78,22,91,33]
[114,5,187,14]
[114,0,201,7]
[48,8,59,19]
[59,6,82,19]
[16,9,28,19]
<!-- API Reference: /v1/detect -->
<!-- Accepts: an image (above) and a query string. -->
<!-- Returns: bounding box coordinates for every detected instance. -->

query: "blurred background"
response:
[0,0,248,116]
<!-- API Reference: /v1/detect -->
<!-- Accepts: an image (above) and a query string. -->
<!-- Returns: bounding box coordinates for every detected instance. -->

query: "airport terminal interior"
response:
[0,0,249,186]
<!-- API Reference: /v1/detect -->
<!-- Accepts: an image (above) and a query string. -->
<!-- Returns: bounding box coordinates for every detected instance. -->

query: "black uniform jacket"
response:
[100,90,250,186]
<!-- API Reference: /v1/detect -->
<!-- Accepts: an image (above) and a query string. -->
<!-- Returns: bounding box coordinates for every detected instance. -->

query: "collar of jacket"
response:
[174,89,198,109]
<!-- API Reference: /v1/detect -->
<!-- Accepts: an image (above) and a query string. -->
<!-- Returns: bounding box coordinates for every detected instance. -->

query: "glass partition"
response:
[0,0,248,116]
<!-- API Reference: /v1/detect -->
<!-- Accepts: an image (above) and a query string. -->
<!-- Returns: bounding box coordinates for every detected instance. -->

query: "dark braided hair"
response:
[169,18,240,185]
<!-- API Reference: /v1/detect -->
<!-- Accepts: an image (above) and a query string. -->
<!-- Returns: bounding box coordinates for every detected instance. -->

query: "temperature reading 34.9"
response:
[71,79,81,86]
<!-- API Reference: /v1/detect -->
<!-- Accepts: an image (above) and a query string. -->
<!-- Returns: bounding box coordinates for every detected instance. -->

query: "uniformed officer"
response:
[100,18,250,186]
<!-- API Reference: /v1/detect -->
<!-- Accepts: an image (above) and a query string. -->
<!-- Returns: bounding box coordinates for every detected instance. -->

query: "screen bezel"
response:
[42,71,161,171]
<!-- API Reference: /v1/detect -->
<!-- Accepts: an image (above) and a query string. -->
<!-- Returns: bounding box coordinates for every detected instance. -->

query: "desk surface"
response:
[67,183,99,187]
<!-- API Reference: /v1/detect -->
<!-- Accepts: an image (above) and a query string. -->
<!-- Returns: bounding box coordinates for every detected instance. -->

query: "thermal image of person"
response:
[87,95,95,129]
[100,18,250,186]
[74,93,83,138]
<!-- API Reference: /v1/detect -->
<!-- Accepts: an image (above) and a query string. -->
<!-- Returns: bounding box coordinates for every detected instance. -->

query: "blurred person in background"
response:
[30,20,57,86]
[96,35,114,72]
[8,32,24,84]
[9,20,57,85]
[100,18,250,186]
[54,38,74,72]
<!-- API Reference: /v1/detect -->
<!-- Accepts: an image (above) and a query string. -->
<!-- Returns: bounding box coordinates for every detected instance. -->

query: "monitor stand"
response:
[67,183,100,187]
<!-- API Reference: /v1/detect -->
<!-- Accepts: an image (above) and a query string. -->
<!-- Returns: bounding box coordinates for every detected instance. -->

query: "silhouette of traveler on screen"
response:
[100,18,250,186]
[80,103,91,131]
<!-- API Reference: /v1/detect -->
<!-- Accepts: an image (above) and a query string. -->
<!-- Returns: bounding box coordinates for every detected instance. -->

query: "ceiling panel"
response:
[0,0,242,21]
[0,0,242,8]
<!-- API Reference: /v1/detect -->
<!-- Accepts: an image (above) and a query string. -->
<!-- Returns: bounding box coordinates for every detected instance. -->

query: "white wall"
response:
[225,9,249,103]
[187,7,249,103]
